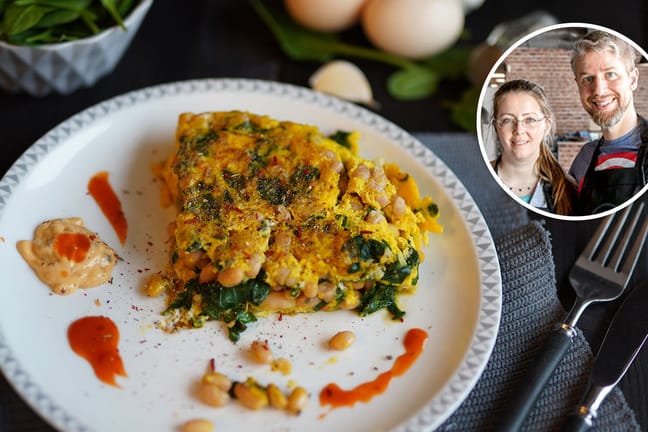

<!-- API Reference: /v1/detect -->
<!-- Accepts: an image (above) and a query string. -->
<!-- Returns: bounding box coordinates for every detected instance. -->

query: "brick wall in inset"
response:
[557,141,587,172]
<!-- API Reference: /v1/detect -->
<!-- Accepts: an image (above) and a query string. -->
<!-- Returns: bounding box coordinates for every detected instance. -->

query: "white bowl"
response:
[0,0,153,97]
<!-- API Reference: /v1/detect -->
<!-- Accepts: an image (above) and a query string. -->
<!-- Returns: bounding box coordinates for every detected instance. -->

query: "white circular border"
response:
[475,22,648,222]
[0,78,502,432]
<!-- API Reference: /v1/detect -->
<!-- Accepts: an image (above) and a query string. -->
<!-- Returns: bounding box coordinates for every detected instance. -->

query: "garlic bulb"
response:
[309,60,377,107]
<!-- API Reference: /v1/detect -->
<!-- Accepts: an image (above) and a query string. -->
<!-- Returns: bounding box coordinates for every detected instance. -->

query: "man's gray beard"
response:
[591,103,625,130]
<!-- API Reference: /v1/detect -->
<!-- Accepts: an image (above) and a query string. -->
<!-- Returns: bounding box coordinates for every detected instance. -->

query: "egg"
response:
[361,0,465,59]
[284,0,367,32]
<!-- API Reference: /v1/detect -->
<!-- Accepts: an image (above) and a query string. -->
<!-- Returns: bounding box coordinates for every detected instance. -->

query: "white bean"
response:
[267,383,287,410]
[302,281,318,298]
[286,387,309,414]
[217,267,244,287]
[366,210,386,225]
[245,252,264,278]
[260,292,296,310]
[317,282,336,303]
[202,372,232,391]
[250,340,273,364]
[352,164,370,180]
[391,195,406,218]
[329,330,356,351]
[197,383,230,407]
[234,382,269,410]
[180,418,214,432]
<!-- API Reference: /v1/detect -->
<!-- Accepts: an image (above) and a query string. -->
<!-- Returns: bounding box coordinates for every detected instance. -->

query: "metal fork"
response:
[496,200,648,432]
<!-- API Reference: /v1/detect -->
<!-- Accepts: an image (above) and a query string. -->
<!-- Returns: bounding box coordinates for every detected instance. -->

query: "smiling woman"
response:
[489,79,577,216]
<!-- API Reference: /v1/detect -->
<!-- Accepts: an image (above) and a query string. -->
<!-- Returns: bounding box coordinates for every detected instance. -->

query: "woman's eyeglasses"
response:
[495,116,546,131]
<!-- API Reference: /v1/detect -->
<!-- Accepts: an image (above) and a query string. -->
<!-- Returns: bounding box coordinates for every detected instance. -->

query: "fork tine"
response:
[608,201,642,271]
[618,201,648,276]
[583,205,629,262]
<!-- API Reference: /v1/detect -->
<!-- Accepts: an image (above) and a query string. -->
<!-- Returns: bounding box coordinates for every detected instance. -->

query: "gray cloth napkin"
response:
[435,221,640,432]
[415,133,640,432]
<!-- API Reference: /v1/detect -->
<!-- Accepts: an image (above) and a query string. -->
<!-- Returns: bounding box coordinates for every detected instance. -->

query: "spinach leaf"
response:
[387,66,440,101]
[3,4,51,35]
[0,0,9,15]
[14,0,91,10]
[166,274,271,343]
[383,248,419,284]
[445,86,480,134]
[35,9,78,27]
[343,235,387,262]
[0,0,136,45]
[116,0,132,16]
[99,0,124,29]
[357,284,405,320]
[79,8,99,34]
[328,130,352,149]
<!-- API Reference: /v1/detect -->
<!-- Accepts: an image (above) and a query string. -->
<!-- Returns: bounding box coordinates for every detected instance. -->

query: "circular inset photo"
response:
[477,23,648,220]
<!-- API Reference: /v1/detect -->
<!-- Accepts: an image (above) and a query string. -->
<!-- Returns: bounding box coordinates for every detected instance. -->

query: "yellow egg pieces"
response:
[148,111,441,342]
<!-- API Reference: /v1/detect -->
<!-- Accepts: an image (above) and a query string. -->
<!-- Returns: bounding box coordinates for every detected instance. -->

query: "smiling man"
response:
[568,29,648,215]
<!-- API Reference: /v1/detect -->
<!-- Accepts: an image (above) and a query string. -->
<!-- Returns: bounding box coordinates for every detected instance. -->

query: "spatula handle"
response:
[495,324,575,432]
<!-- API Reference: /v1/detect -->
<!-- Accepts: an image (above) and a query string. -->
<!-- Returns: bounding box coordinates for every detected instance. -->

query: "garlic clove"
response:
[462,0,486,13]
[309,60,378,107]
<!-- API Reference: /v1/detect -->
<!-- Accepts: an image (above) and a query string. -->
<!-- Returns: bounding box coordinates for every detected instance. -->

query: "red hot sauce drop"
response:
[68,316,127,387]
[319,328,428,410]
[88,171,127,244]
[55,232,91,262]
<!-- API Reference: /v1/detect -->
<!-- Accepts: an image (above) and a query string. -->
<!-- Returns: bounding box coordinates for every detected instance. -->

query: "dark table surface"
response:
[1,1,647,431]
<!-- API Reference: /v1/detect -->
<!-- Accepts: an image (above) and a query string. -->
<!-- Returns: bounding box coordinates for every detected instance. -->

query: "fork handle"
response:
[495,324,576,432]
[560,412,592,432]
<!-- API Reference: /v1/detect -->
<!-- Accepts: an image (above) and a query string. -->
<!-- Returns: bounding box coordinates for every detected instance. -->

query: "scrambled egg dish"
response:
[148,111,441,341]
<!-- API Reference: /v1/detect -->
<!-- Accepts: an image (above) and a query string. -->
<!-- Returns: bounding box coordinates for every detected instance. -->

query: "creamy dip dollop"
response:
[17,218,118,295]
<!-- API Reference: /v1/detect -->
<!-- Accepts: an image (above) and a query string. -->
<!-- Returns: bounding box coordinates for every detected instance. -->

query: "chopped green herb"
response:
[348,262,360,274]
[231,120,261,133]
[335,214,348,228]
[257,175,293,206]
[427,203,439,218]
[290,164,320,187]
[222,169,247,191]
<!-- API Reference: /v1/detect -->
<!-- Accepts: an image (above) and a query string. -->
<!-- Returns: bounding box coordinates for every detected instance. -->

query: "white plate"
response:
[0,79,501,432]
